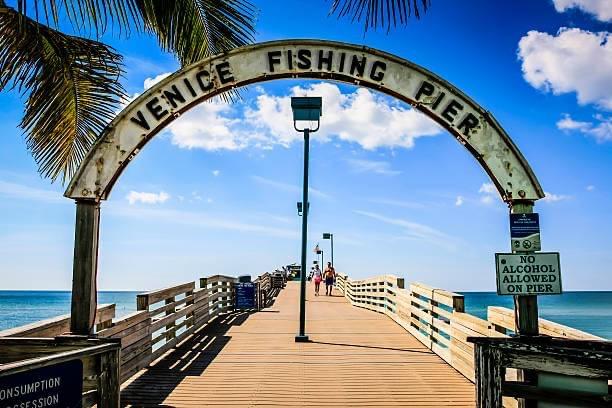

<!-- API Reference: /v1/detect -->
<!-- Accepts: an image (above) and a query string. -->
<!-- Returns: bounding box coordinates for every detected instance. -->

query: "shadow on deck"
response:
[120,282,475,407]
[121,312,251,407]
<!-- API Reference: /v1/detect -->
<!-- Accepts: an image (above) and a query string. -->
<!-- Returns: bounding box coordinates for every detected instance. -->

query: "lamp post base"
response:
[294,335,310,343]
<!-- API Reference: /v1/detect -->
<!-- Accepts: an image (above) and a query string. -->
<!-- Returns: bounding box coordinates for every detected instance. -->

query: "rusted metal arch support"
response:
[64,39,544,202]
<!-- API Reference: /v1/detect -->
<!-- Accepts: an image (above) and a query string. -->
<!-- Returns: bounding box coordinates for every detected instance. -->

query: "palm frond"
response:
[0,6,125,182]
[15,0,141,37]
[329,0,431,32]
[136,0,257,66]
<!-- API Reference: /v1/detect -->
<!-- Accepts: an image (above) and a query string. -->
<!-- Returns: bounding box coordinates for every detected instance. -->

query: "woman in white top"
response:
[312,265,322,296]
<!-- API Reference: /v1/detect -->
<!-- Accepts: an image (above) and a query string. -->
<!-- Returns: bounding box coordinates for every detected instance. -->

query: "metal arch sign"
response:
[65,39,544,202]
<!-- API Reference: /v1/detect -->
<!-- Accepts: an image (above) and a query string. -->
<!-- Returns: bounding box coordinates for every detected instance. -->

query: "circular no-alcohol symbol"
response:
[523,240,532,249]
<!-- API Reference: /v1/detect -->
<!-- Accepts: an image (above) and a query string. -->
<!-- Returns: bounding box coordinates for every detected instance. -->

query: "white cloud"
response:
[455,196,464,206]
[478,182,500,205]
[245,82,441,150]
[586,185,596,191]
[212,170,221,177]
[251,175,329,199]
[542,191,572,202]
[144,72,171,90]
[354,210,457,250]
[479,183,497,195]
[346,158,401,175]
[557,114,612,142]
[552,0,612,22]
[168,101,250,150]
[126,191,170,205]
[518,28,612,110]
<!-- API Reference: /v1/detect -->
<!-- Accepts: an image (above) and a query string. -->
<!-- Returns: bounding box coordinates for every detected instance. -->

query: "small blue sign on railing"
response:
[235,283,256,309]
[0,359,83,408]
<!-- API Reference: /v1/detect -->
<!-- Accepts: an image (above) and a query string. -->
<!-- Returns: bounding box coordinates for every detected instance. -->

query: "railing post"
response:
[474,343,504,408]
[453,296,465,313]
[98,345,121,408]
[165,296,176,341]
[70,200,101,335]
[136,294,149,311]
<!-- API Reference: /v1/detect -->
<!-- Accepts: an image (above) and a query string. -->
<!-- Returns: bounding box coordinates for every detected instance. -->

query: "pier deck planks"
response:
[121,281,475,407]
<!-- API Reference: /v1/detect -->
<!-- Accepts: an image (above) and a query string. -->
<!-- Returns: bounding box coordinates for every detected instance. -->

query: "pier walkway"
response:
[120,282,475,407]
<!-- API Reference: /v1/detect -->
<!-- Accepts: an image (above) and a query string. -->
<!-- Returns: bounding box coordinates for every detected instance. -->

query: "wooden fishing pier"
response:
[1,272,609,407]
[1,39,611,407]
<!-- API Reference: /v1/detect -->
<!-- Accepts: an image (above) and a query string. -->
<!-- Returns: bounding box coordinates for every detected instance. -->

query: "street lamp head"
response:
[291,96,322,132]
[322,233,332,239]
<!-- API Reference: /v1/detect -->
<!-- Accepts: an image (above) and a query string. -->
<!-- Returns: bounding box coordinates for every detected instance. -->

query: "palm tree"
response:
[0,0,428,183]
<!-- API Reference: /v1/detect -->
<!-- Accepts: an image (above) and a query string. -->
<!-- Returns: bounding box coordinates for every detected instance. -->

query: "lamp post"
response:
[292,96,322,343]
[322,232,334,268]
[313,244,322,267]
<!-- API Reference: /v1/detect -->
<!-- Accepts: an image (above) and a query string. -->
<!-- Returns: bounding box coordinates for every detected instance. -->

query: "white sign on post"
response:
[495,252,562,295]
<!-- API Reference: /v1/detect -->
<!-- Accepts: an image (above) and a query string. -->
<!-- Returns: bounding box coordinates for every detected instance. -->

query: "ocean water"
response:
[0,290,610,339]
[462,291,612,339]
[0,291,139,331]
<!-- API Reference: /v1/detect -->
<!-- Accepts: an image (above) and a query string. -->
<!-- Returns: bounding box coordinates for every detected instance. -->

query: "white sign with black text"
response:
[495,252,561,295]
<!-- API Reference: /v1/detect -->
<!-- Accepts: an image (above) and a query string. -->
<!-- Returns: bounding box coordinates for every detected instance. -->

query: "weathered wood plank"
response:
[0,304,115,338]
[70,200,101,335]
[137,282,195,309]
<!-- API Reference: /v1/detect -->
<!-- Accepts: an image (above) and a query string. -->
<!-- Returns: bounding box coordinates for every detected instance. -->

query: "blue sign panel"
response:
[510,213,540,238]
[510,213,541,251]
[0,359,83,408]
[235,283,256,309]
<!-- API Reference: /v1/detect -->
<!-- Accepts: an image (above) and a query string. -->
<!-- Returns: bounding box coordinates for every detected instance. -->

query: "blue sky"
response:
[1,0,611,291]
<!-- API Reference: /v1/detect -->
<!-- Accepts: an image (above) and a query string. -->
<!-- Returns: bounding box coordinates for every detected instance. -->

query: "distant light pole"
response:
[292,96,322,343]
[313,244,322,267]
[323,233,334,268]
[315,247,324,272]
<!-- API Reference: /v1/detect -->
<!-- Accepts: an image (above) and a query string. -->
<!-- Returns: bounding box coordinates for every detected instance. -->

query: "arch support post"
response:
[511,201,539,335]
[511,200,538,408]
[70,200,101,335]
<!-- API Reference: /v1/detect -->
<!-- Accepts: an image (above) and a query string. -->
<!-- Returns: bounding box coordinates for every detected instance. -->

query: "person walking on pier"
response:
[324,262,336,296]
[313,264,323,296]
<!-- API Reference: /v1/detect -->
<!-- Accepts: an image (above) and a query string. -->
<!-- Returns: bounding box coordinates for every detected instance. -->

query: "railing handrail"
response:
[0,303,115,337]
[0,338,119,375]
[137,282,195,308]
[487,306,605,340]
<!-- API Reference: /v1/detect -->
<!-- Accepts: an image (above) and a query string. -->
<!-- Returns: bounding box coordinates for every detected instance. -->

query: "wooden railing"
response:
[488,306,605,340]
[335,273,604,386]
[469,336,611,407]
[0,304,116,337]
[0,337,121,407]
[1,270,283,386]
[253,272,272,308]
